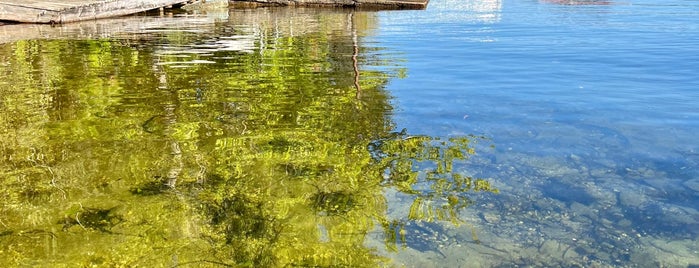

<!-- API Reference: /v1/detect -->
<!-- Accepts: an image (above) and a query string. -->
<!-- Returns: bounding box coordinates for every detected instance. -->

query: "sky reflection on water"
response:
[369,0,698,266]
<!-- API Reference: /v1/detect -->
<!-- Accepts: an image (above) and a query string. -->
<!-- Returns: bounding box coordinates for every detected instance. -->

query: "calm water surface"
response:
[373,0,699,266]
[1,0,698,267]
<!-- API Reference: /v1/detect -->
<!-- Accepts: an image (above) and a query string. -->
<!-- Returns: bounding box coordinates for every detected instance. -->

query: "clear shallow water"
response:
[0,0,698,267]
[372,0,699,266]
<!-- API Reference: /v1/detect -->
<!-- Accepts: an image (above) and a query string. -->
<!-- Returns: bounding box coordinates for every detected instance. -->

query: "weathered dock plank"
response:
[0,0,191,24]
[0,0,428,24]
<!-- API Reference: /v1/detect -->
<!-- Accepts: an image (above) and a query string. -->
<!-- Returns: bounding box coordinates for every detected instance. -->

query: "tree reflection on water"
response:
[0,8,496,267]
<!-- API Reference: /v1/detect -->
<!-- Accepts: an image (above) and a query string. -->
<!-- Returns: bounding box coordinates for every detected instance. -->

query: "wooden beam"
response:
[0,0,191,24]
[0,2,59,24]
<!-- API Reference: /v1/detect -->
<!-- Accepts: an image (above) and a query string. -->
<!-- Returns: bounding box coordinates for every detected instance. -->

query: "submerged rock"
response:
[541,179,596,206]
[401,220,452,253]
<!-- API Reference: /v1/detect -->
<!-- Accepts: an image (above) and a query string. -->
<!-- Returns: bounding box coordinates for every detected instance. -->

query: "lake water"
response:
[1,0,698,267]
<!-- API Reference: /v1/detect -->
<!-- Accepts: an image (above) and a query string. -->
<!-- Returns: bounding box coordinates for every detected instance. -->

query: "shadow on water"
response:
[0,6,498,267]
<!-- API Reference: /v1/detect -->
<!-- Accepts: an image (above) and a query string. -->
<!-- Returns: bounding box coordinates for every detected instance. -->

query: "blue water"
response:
[370,0,699,172]
[377,0,698,135]
[365,0,699,266]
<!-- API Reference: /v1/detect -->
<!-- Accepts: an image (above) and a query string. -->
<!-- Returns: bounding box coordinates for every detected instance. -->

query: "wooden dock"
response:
[0,0,192,24]
[0,0,428,24]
